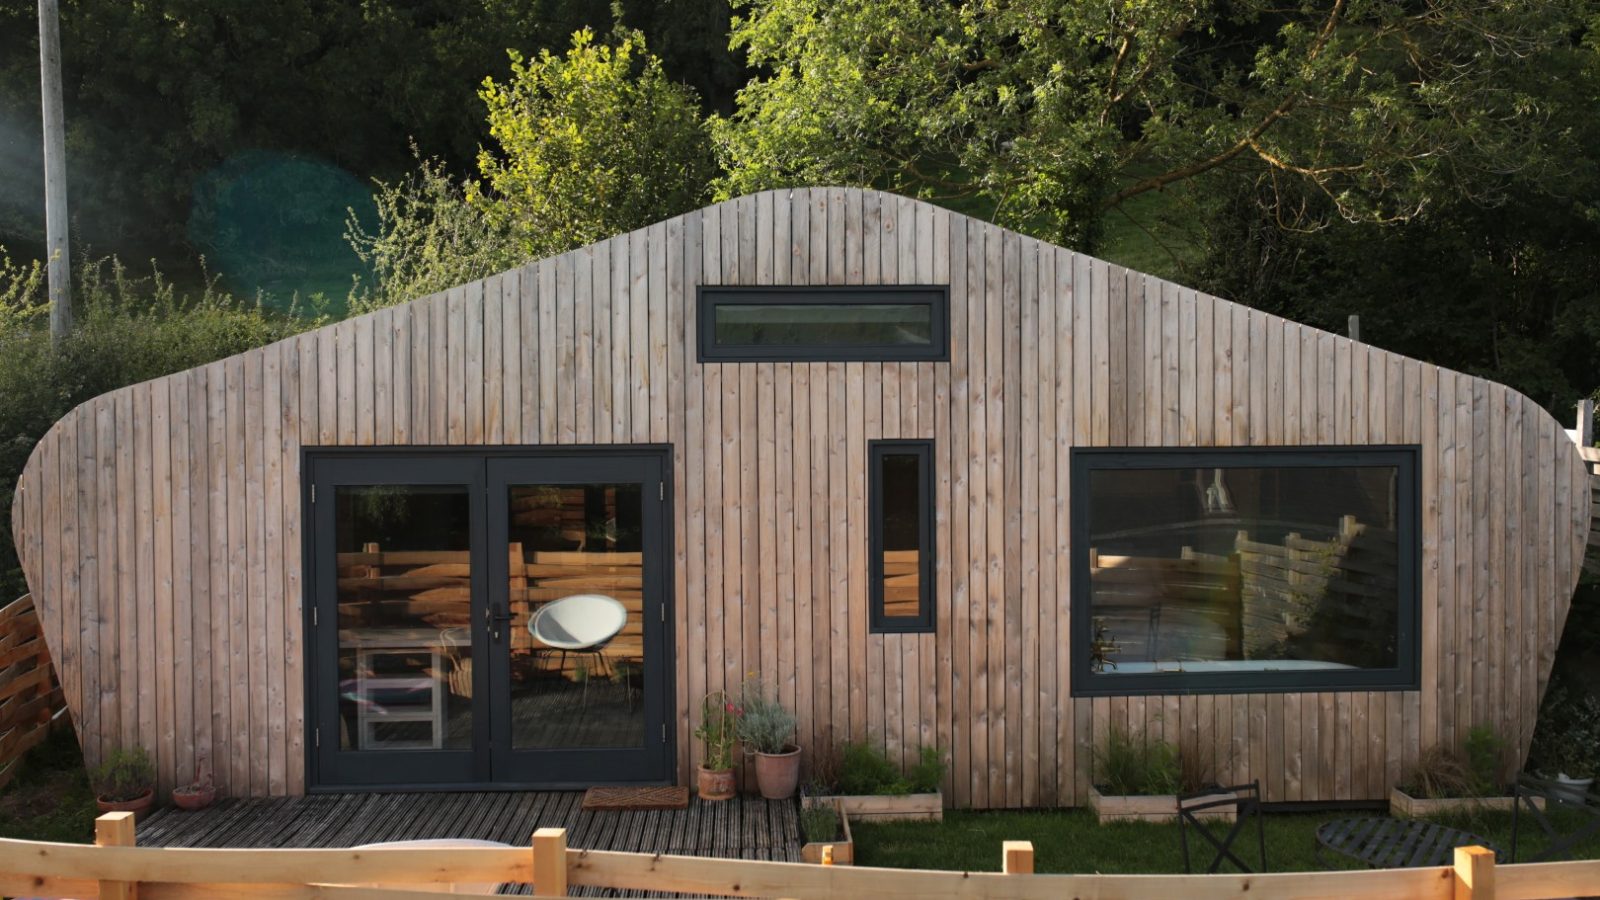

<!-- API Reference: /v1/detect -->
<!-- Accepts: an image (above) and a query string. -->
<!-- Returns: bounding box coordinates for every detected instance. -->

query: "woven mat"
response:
[581,785,691,811]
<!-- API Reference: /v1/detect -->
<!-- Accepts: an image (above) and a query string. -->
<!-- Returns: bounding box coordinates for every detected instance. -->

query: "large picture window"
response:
[697,286,950,362]
[1071,447,1419,696]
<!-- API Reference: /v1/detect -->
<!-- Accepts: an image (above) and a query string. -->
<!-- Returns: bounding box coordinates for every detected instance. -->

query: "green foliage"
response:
[832,741,944,796]
[1094,726,1179,797]
[0,726,96,842]
[714,0,1578,251]
[0,1,623,254]
[476,27,715,259]
[344,155,524,314]
[799,799,841,843]
[350,28,716,309]
[694,690,740,771]
[733,678,795,754]
[90,746,154,802]
[1530,677,1600,778]
[1399,727,1508,800]
[0,253,317,597]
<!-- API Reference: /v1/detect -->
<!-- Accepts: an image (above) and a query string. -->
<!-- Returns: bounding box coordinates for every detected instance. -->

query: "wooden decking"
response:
[138,791,800,896]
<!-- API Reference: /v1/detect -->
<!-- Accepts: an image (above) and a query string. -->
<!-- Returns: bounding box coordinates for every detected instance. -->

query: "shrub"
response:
[1094,726,1180,796]
[832,741,944,795]
[734,678,796,754]
[91,747,154,802]
[0,253,318,598]
[1529,679,1600,778]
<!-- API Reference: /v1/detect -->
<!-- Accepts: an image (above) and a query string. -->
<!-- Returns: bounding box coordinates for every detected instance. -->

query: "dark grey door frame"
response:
[303,445,675,791]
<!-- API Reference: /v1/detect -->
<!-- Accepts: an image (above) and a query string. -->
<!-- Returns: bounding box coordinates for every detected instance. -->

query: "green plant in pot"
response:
[694,691,740,801]
[93,746,157,818]
[736,677,800,799]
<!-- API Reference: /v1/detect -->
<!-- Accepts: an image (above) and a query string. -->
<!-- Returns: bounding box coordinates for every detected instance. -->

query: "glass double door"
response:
[307,449,671,788]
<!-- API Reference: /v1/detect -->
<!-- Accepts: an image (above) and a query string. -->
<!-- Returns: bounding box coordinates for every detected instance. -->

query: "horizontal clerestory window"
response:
[1070,446,1420,696]
[697,286,949,362]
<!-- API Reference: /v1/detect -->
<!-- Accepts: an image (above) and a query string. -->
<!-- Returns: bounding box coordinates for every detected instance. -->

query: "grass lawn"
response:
[0,726,96,843]
[850,806,1600,874]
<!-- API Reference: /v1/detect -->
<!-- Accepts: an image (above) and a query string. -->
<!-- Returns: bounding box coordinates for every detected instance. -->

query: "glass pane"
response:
[334,485,472,751]
[879,452,923,619]
[1085,465,1401,675]
[506,483,646,749]
[714,303,933,347]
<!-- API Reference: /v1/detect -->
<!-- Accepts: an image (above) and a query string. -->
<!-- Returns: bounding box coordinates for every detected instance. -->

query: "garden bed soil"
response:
[1087,785,1236,825]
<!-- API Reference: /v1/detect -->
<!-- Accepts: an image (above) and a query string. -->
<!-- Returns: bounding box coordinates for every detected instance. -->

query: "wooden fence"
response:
[0,813,1593,899]
[0,593,67,790]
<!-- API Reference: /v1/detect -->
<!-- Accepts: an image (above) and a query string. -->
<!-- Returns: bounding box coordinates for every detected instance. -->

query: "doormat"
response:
[581,785,690,811]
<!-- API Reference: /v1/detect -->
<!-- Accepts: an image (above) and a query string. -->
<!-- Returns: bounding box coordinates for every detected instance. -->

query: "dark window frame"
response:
[1069,445,1421,697]
[869,439,936,634]
[697,285,951,362]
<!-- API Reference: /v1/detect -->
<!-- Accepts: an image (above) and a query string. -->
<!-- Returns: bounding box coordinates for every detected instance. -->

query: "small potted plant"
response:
[172,777,216,811]
[693,691,739,801]
[736,678,800,799]
[93,747,156,818]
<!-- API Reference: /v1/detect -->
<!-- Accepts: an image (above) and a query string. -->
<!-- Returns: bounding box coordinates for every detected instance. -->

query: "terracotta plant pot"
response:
[96,788,156,819]
[698,765,737,801]
[754,745,802,799]
[172,784,216,811]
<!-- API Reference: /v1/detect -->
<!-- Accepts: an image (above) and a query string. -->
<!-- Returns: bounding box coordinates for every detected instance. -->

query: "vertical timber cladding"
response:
[10,188,1592,802]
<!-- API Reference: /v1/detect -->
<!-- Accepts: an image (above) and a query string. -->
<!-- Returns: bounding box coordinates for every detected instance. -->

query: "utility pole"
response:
[39,0,71,343]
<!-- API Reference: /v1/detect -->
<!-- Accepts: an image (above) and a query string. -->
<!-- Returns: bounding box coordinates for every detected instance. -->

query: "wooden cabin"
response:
[10,188,1592,805]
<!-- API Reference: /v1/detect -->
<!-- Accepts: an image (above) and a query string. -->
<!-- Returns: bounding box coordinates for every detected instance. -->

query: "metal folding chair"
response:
[1179,780,1266,874]
[1511,774,1600,862]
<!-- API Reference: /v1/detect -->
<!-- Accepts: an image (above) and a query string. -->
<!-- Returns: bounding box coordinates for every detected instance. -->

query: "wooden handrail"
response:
[0,816,1554,899]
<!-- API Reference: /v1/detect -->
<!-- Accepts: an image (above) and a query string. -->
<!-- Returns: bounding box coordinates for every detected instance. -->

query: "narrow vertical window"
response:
[870,440,934,633]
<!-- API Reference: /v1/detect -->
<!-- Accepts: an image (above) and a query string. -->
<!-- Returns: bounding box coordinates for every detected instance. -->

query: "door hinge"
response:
[660,604,666,623]
[661,723,667,743]
[311,483,316,503]
[315,727,320,749]
[658,481,665,501]
[312,607,318,627]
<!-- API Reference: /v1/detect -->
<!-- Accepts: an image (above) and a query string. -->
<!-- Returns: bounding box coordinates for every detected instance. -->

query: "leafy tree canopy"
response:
[714,0,1580,250]
[348,28,715,308]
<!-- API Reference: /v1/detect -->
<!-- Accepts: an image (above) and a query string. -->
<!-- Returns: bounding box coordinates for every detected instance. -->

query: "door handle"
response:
[487,604,512,641]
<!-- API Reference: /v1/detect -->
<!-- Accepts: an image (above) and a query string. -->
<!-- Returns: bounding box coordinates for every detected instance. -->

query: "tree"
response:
[714,0,1580,251]
[349,28,716,308]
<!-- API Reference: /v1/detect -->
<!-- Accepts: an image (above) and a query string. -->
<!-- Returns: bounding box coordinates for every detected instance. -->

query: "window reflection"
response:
[1085,464,1403,676]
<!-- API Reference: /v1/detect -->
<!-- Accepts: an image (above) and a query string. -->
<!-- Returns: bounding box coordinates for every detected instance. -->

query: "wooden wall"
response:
[11,188,1591,804]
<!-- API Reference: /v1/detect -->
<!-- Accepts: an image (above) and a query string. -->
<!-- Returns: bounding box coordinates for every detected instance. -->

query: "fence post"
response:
[95,811,137,900]
[1453,845,1495,900]
[1002,840,1034,875]
[1577,399,1595,448]
[533,826,568,896]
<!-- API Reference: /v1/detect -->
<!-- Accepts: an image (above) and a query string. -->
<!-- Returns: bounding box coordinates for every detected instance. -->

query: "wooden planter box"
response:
[799,801,854,865]
[805,791,944,823]
[1389,787,1531,818]
[1087,785,1236,825]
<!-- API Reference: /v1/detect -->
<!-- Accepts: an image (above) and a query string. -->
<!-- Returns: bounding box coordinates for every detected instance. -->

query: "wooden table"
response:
[1316,817,1500,869]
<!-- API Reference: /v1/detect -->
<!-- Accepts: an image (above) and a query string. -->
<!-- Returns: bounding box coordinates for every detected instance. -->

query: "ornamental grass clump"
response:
[1094,725,1180,796]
